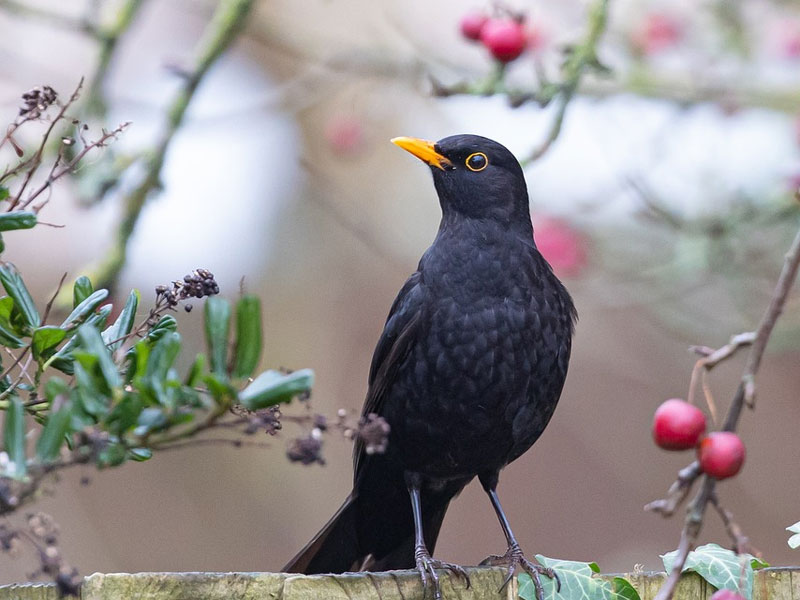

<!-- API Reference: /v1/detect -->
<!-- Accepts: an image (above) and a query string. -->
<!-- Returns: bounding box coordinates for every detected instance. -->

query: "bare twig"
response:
[6,80,84,211]
[652,225,800,600]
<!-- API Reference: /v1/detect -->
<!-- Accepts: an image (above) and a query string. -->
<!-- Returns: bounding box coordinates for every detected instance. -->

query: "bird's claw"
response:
[414,546,471,599]
[480,543,559,600]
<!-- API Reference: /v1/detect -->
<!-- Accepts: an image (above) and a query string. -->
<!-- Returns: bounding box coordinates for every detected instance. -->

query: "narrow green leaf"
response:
[3,395,26,478]
[96,443,126,468]
[0,211,37,232]
[232,295,262,379]
[204,296,231,375]
[76,324,121,390]
[0,312,24,348]
[0,187,8,201]
[134,407,167,436]
[0,233,4,254]
[146,315,177,343]
[102,289,139,349]
[35,399,72,462]
[73,276,93,308]
[0,264,39,330]
[184,354,206,387]
[128,447,152,461]
[32,326,67,361]
[146,332,181,383]
[60,289,109,330]
[238,368,314,410]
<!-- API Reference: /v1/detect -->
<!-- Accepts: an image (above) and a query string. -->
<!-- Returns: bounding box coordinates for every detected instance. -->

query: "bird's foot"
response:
[480,542,560,600]
[414,545,471,599]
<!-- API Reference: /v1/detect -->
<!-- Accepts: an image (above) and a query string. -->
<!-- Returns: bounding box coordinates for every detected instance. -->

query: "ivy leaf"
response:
[3,395,26,478]
[787,522,800,549]
[238,369,314,411]
[519,557,640,600]
[662,543,767,600]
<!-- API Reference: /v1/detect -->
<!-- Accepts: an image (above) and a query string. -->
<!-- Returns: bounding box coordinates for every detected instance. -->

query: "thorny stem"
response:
[81,0,255,294]
[653,224,800,600]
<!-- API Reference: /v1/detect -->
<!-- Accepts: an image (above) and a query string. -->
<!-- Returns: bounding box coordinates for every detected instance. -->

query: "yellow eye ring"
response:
[465,152,488,172]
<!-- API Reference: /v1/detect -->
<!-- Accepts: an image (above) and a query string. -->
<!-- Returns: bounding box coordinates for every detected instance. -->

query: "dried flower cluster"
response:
[19,86,58,118]
[154,269,219,309]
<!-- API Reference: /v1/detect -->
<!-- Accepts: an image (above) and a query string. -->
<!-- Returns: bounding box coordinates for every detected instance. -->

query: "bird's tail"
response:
[283,480,464,574]
[283,494,362,574]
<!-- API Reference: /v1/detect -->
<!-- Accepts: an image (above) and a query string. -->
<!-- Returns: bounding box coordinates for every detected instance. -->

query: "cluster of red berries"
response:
[652,399,746,480]
[459,11,530,63]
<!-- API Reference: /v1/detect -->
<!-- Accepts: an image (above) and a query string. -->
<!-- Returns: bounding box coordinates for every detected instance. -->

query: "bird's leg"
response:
[479,474,560,600]
[406,473,470,599]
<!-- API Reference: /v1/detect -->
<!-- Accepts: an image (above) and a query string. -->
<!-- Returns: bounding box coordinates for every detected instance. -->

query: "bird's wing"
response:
[354,271,425,478]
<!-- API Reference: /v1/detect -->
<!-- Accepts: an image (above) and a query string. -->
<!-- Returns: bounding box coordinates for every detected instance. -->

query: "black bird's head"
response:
[392,134,530,226]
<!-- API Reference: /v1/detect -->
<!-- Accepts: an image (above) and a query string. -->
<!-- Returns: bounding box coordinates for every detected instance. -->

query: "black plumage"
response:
[284,134,576,598]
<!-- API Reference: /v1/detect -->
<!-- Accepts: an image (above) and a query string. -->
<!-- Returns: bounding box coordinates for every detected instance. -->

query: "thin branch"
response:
[76,0,255,294]
[20,121,131,211]
[652,224,800,600]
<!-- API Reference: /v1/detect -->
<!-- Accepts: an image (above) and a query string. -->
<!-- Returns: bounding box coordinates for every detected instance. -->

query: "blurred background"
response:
[1,0,799,584]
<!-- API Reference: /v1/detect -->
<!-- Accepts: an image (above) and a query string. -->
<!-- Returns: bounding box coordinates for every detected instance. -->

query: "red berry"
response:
[697,432,746,480]
[534,216,588,278]
[652,399,706,450]
[632,13,682,55]
[710,590,745,600]
[460,12,489,42]
[480,19,527,63]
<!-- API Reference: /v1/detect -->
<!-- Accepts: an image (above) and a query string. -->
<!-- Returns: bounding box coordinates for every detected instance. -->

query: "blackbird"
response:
[284,134,576,599]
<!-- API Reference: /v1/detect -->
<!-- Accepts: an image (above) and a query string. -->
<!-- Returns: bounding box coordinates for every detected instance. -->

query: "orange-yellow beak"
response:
[391,137,453,171]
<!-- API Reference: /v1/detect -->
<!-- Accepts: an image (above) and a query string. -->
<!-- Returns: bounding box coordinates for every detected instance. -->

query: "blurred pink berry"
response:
[325,116,364,156]
[480,19,527,63]
[632,13,682,55]
[533,216,588,278]
[460,12,489,42]
[527,23,547,52]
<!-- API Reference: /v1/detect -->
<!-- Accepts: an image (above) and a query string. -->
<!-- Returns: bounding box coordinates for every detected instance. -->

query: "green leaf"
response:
[96,442,126,468]
[32,326,67,361]
[662,543,767,600]
[35,399,72,462]
[73,276,93,308]
[0,187,8,201]
[60,289,109,330]
[128,447,152,461]
[134,407,167,436]
[519,557,638,600]
[232,295,262,379]
[145,332,181,385]
[204,296,231,375]
[0,211,37,232]
[3,395,26,478]
[73,361,108,417]
[184,354,206,387]
[0,264,39,330]
[76,324,121,390]
[0,300,25,348]
[146,315,177,343]
[238,368,314,410]
[788,522,800,549]
[612,577,642,600]
[102,289,139,349]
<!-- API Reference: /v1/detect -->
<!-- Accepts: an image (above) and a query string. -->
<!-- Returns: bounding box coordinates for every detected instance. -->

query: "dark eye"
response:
[465,152,488,172]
